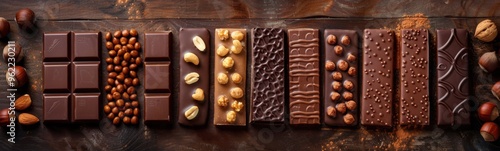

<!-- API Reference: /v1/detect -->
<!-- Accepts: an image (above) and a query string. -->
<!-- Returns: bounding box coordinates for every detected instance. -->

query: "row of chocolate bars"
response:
[41,28,469,128]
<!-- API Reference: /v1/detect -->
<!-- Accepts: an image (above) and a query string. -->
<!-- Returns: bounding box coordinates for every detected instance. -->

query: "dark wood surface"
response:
[0,1,499,151]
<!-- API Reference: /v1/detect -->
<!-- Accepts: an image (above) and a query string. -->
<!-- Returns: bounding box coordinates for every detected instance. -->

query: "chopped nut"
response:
[184,106,199,120]
[334,45,343,55]
[217,29,229,41]
[184,72,200,84]
[337,60,348,71]
[216,45,229,57]
[348,67,356,76]
[231,101,244,112]
[230,87,244,99]
[217,95,229,107]
[343,92,353,100]
[347,53,356,62]
[231,40,244,54]
[217,72,229,84]
[346,100,357,111]
[344,113,355,125]
[191,88,204,101]
[332,72,343,81]
[330,92,340,102]
[336,103,347,114]
[327,106,337,118]
[222,57,235,69]
[231,73,243,84]
[332,81,342,91]
[341,35,351,46]
[226,111,236,123]
[183,52,199,65]
[192,36,206,51]
[326,34,337,45]
[325,60,335,71]
[231,31,245,41]
[343,80,354,91]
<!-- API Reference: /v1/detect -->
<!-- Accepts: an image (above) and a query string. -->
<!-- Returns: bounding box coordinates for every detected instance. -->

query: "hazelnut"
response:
[334,45,343,55]
[475,19,498,42]
[217,95,229,107]
[15,8,35,31]
[343,113,355,125]
[348,67,356,76]
[5,66,27,88]
[113,117,120,125]
[347,53,356,62]
[336,103,347,114]
[345,100,357,111]
[337,60,348,71]
[325,60,335,71]
[342,92,353,100]
[231,40,244,54]
[326,34,337,45]
[113,30,122,38]
[217,29,229,41]
[105,32,112,41]
[231,31,245,41]
[231,101,244,112]
[479,52,498,73]
[122,30,130,37]
[341,35,351,46]
[230,87,244,99]
[217,73,229,84]
[332,81,342,91]
[231,73,243,84]
[226,111,237,123]
[478,102,499,122]
[130,29,138,37]
[332,72,342,81]
[107,113,115,120]
[481,122,500,142]
[491,81,500,100]
[217,45,229,57]
[0,17,10,38]
[131,116,138,125]
[326,106,336,118]
[343,80,354,91]
[3,43,23,63]
[0,108,15,126]
[330,92,340,102]
[222,57,234,69]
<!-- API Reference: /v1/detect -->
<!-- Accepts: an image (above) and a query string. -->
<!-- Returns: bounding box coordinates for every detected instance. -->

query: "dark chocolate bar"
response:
[43,94,70,122]
[72,93,100,122]
[43,32,70,62]
[144,94,171,123]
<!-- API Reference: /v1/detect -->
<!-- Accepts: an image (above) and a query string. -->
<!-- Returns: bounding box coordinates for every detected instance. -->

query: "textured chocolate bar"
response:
[250,28,285,123]
[360,29,394,127]
[288,28,320,125]
[437,29,470,127]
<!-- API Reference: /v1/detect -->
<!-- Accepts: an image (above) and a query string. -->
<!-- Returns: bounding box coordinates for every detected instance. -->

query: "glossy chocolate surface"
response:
[144,94,171,123]
[144,32,171,61]
[72,93,100,122]
[43,32,70,62]
[43,94,70,123]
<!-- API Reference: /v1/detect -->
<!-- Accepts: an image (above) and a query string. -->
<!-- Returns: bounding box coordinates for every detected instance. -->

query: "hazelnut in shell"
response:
[481,122,499,142]
[5,66,28,88]
[479,52,498,73]
[0,17,10,38]
[491,81,500,101]
[15,8,36,31]
[0,108,14,126]
[478,102,499,122]
[3,43,23,63]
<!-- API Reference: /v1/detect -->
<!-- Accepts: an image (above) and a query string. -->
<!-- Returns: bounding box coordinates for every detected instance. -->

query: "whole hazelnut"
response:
[342,92,353,100]
[0,108,14,126]
[335,103,347,114]
[15,8,36,31]
[348,67,356,76]
[231,73,243,84]
[326,34,337,45]
[334,45,343,55]
[347,53,356,62]
[222,57,234,69]
[481,122,499,142]
[217,73,229,85]
[105,32,112,41]
[491,81,500,100]
[341,35,351,46]
[343,80,354,91]
[326,106,336,118]
[5,66,27,88]
[479,52,498,73]
[332,72,342,81]
[332,81,342,91]
[337,60,349,71]
[345,100,357,111]
[130,29,138,37]
[478,102,499,122]
[343,113,355,125]
[3,43,23,63]
[330,92,340,102]
[325,60,335,71]
[0,17,10,38]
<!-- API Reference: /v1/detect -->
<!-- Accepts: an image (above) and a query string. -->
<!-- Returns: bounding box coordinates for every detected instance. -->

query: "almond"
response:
[15,94,31,111]
[18,113,39,125]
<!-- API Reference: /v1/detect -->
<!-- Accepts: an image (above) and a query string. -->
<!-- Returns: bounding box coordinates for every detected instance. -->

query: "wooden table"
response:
[0,0,499,150]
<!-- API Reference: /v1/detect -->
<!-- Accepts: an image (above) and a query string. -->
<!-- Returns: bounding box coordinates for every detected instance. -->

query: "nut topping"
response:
[192,88,204,102]
[217,72,229,84]
[184,52,200,65]
[192,36,206,51]
[184,72,200,84]
[184,106,199,120]
[230,87,244,99]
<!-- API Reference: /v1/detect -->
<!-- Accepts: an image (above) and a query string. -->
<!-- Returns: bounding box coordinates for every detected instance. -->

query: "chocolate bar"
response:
[43,32,70,62]
[360,29,394,127]
[43,94,70,122]
[288,28,320,125]
[399,29,430,126]
[178,28,210,126]
[250,28,285,123]
[323,29,359,126]
[144,94,171,123]
[213,28,247,126]
[72,93,100,122]
[436,29,470,127]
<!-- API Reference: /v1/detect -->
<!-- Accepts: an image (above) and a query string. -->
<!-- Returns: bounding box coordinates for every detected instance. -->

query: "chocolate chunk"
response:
[144,94,171,123]
[178,28,210,126]
[43,62,71,93]
[144,32,171,61]
[144,63,170,93]
[72,62,100,92]
[323,29,359,126]
[400,29,430,126]
[72,32,101,61]
[436,29,470,127]
[43,32,70,62]
[288,28,320,125]
[43,94,70,123]
[360,29,394,127]
[72,93,100,122]
[250,28,285,123]
[214,28,247,126]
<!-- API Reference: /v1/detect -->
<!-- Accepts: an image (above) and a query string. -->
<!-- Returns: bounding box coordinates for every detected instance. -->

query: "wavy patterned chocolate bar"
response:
[399,29,430,126]
[436,29,470,127]
[360,29,394,127]
[288,28,320,125]
[250,28,285,123]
